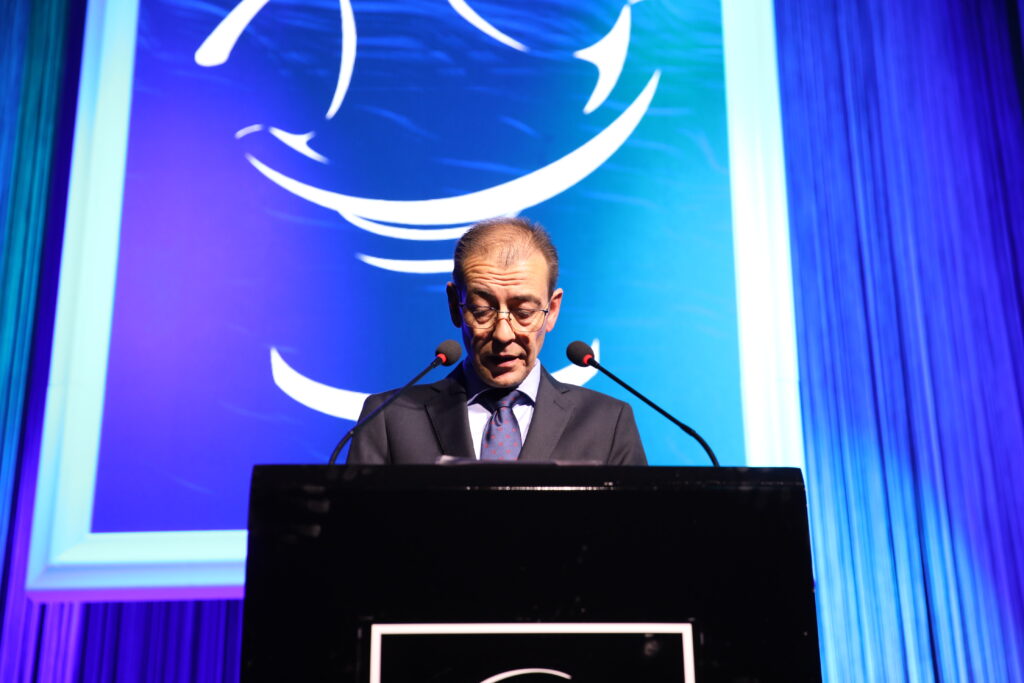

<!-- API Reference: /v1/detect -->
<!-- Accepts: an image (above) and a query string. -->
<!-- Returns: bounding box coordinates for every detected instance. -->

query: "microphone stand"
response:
[589,358,720,468]
[328,355,446,465]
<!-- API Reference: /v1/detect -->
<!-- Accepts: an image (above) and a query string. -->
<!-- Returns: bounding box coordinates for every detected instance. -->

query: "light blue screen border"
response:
[26,0,801,600]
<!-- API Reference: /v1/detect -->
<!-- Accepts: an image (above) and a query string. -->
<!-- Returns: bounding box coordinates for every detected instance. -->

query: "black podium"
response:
[241,466,821,682]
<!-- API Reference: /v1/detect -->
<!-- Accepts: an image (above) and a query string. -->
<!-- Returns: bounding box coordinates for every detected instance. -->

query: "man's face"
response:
[446,250,563,388]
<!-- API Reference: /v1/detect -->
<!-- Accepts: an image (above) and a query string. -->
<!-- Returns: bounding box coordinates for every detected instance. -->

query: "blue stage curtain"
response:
[775,0,1024,680]
[0,0,78,678]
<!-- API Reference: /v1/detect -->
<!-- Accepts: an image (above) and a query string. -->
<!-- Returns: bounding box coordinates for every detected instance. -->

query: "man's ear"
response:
[544,288,564,332]
[446,282,463,327]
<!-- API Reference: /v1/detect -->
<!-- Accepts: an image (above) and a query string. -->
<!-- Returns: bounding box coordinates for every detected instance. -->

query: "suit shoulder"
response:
[363,373,461,408]
[547,376,631,410]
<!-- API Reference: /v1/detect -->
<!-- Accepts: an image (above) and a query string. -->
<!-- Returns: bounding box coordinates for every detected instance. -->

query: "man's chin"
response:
[477,361,526,388]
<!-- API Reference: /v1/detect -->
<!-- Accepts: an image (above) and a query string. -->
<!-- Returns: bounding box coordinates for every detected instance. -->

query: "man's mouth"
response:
[489,354,521,370]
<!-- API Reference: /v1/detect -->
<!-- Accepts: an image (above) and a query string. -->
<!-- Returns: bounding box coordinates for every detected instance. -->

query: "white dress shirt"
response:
[465,361,542,459]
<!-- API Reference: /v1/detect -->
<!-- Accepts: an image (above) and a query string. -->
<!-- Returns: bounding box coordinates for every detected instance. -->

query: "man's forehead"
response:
[461,247,547,277]
[463,279,544,297]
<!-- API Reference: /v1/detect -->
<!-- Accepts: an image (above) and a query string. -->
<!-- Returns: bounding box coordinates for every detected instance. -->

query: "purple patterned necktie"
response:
[479,390,525,461]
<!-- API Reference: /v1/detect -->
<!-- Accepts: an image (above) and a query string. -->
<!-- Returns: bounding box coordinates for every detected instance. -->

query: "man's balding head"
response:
[447,217,563,388]
[452,217,559,295]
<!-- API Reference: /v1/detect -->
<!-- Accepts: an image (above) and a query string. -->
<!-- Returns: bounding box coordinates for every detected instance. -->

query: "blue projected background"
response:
[91,0,741,533]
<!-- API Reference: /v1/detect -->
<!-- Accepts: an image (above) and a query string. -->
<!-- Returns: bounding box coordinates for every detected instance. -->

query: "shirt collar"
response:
[465,360,542,406]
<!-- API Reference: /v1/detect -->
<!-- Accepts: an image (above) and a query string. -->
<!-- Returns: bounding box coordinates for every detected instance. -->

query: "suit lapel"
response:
[519,368,573,462]
[426,368,475,460]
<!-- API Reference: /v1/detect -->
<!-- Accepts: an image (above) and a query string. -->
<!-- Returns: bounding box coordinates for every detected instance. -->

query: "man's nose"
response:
[492,314,516,342]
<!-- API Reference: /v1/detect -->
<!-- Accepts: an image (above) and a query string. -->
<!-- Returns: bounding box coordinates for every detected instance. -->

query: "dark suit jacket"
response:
[347,365,647,465]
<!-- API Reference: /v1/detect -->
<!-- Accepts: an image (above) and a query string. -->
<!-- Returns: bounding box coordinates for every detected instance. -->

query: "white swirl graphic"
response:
[325,0,357,119]
[196,0,356,120]
[574,4,632,114]
[449,0,529,52]
[355,254,454,274]
[194,0,269,67]
[245,71,660,227]
[341,213,474,241]
[268,128,327,163]
[199,1,660,272]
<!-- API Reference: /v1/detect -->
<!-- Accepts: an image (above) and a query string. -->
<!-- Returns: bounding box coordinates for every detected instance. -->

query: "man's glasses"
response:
[459,303,550,333]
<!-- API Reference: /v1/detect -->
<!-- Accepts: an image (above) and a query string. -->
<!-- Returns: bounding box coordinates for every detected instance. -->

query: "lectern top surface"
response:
[251,464,804,493]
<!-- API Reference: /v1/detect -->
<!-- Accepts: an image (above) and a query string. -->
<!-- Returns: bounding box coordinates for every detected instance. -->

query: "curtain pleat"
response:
[0,0,60,596]
[776,0,1024,680]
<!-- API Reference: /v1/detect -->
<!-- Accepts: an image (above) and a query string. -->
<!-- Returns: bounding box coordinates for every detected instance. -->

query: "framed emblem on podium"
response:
[369,623,696,683]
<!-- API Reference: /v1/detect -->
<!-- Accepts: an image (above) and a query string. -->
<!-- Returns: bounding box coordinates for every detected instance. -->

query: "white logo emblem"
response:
[195,1,654,417]
[479,668,572,683]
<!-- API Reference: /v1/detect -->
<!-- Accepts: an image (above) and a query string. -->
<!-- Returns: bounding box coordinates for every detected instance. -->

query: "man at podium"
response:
[347,217,647,465]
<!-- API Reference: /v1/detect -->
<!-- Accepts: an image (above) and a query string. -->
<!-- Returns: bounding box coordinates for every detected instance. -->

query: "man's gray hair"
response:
[452,217,559,294]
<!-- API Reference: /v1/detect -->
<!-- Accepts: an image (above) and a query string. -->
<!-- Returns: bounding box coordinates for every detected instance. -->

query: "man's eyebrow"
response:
[466,288,497,301]
[509,294,544,306]
[465,290,544,307]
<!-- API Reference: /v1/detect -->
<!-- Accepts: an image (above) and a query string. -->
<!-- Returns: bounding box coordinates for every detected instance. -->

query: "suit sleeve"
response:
[345,393,391,465]
[610,401,648,466]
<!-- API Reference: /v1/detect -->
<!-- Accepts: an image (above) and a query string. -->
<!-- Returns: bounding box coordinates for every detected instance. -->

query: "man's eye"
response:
[513,309,537,321]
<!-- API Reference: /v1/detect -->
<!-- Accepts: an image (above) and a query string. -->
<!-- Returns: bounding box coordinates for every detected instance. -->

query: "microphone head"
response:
[566,341,595,367]
[435,340,462,366]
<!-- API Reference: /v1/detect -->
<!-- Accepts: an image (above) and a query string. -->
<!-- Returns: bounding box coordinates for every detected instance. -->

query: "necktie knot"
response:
[481,389,526,412]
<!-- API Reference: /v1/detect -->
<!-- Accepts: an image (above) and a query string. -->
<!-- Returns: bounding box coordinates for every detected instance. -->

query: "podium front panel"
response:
[241,465,820,682]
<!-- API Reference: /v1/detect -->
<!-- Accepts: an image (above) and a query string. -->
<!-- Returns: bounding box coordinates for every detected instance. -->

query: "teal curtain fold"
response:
[0,0,72,678]
[0,0,68,591]
[0,0,30,247]
[0,0,32,574]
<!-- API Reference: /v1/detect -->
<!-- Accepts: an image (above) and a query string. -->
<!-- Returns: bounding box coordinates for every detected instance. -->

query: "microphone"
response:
[328,340,462,465]
[434,339,462,366]
[567,341,720,467]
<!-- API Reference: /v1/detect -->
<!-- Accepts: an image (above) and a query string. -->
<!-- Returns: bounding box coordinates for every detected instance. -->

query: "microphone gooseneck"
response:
[566,341,720,467]
[328,341,463,465]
